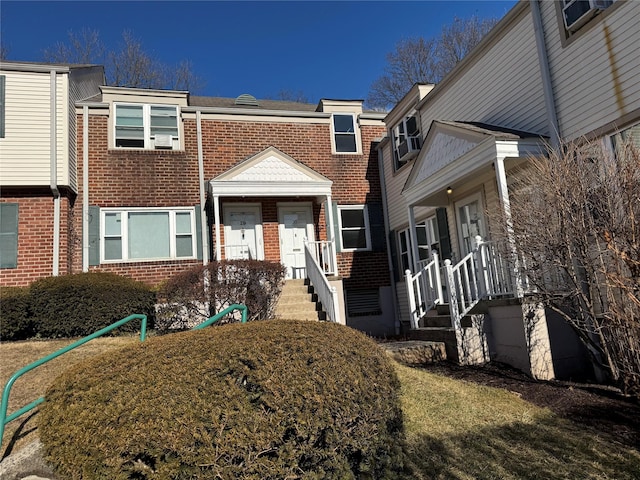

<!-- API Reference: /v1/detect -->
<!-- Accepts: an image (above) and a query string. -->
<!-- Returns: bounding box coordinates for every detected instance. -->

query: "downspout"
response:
[196,110,209,265]
[531,0,561,149]
[50,70,60,276]
[377,144,401,335]
[82,105,89,272]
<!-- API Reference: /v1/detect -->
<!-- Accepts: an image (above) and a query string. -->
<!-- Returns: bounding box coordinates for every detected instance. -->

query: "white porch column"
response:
[213,195,222,261]
[408,205,420,273]
[495,156,524,297]
[325,194,338,275]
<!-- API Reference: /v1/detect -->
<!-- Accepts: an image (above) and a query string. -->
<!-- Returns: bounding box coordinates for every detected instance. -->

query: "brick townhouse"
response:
[0,63,396,335]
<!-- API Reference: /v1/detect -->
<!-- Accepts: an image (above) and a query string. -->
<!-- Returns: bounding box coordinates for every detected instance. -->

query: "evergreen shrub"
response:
[156,260,285,331]
[0,286,34,340]
[39,320,406,479]
[30,273,156,338]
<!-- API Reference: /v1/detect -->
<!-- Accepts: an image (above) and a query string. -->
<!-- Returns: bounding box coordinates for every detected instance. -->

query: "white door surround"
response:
[278,203,314,279]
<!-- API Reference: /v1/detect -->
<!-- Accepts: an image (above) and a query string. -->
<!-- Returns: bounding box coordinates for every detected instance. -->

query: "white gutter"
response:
[376,141,401,335]
[196,110,209,265]
[50,70,60,277]
[531,0,561,149]
[82,105,89,272]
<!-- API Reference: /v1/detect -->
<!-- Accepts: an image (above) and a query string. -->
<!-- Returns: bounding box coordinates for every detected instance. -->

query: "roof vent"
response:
[235,94,259,107]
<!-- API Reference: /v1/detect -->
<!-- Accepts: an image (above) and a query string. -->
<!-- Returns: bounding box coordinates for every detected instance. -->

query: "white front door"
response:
[278,204,314,279]
[223,205,264,260]
[455,192,487,256]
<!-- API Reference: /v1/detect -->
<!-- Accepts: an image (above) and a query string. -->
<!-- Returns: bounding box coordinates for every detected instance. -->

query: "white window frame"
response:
[100,207,196,263]
[113,103,180,150]
[416,215,439,263]
[455,192,487,256]
[392,112,421,170]
[331,113,361,154]
[337,205,371,251]
[398,228,412,274]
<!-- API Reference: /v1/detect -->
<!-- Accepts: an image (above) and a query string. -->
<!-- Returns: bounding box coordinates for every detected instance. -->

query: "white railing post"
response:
[474,235,487,298]
[433,251,444,305]
[444,259,461,330]
[405,269,419,330]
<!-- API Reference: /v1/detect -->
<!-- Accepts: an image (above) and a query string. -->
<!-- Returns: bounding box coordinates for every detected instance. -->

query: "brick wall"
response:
[71,110,388,290]
[0,191,74,287]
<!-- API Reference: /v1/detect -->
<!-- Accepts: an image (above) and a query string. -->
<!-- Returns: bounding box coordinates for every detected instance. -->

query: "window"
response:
[101,208,195,262]
[560,0,615,37]
[0,203,18,268]
[332,114,359,153]
[338,205,370,251]
[456,193,486,256]
[114,103,179,149]
[392,113,421,170]
[0,75,5,138]
[416,216,440,262]
[611,122,640,157]
[398,229,411,274]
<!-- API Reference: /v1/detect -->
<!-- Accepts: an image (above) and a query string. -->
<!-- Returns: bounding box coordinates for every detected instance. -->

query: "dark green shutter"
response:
[195,205,203,261]
[0,203,18,268]
[388,230,400,282]
[88,206,100,266]
[436,207,453,261]
[368,203,386,252]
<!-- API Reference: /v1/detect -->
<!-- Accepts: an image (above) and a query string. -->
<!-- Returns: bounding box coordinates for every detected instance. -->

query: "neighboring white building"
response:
[380,0,640,379]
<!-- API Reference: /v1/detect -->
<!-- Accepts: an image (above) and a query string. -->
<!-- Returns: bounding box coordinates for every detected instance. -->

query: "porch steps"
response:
[411,303,472,363]
[274,279,325,322]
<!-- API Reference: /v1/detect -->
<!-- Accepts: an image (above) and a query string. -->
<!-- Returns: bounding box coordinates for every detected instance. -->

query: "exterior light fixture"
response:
[446,186,453,195]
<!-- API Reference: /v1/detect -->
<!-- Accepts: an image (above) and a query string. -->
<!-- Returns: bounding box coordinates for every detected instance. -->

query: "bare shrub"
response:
[494,138,640,396]
[156,260,286,332]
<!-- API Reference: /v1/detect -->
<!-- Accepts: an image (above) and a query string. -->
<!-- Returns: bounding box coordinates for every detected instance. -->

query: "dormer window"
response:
[114,103,179,150]
[392,113,421,170]
[331,113,360,154]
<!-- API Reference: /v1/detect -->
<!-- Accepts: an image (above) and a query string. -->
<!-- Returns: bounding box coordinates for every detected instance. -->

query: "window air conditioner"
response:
[398,136,421,163]
[563,0,613,32]
[154,134,173,149]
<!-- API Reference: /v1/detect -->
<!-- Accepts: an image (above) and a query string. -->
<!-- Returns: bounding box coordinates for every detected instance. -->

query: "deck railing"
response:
[405,252,443,329]
[304,241,341,324]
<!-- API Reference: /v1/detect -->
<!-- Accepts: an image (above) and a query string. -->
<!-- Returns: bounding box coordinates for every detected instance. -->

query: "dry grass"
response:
[1,335,138,456]
[1,339,639,479]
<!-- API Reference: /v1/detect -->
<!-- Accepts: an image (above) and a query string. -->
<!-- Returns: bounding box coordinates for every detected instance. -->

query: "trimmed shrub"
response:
[30,273,156,338]
[40,320,406,479]
[0,286,34,340]
[156,260,285,331]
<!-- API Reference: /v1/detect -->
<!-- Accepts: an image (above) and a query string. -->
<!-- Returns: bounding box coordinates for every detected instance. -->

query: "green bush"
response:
[0,286,34,340]
[40,320,406,479]
[30,273,156,338]
[156,260,285,331]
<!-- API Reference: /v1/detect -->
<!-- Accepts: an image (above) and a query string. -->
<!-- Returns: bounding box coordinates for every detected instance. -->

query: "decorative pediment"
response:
[405,121,484,191]
[211,146,332,197]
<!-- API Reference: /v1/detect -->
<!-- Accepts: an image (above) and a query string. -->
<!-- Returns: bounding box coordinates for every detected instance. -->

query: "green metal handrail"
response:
[0,314,148,446]
[191,303,247,329]
[0,304,248,447]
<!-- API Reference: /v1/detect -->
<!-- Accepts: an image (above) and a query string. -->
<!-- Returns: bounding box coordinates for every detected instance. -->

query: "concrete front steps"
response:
[274,279,325,321]
[409,303,462,362]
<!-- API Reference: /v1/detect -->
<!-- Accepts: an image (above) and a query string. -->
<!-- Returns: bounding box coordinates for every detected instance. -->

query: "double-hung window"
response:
[332,114,359,154]
[0,203,18,268]
[114,103,179,149]
[338,205,371,251]
[102,208,195,262]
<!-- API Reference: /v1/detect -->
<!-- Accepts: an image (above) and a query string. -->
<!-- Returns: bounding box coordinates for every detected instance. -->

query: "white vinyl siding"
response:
[540,1,640,140]
[0,70,70,187]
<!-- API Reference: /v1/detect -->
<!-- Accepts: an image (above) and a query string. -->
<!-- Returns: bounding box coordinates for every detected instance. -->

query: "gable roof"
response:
[210,146,332,199]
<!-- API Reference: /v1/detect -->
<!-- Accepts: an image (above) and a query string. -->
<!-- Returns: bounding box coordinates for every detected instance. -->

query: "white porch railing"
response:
[406,236,522,330]
[304,241,341,324]
[305,240,337,276]
[405,252,443,329]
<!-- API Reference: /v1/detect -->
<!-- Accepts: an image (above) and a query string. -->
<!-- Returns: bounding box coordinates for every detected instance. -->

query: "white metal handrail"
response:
[405,251,443,330]
[304,241,341,324]
[305,240,336,275]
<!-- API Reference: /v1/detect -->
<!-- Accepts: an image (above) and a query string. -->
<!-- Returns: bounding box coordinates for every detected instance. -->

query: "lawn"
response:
[1,337,639,479]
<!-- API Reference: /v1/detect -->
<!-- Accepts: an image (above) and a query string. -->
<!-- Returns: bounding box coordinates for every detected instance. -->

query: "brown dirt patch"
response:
[421,361,640,449]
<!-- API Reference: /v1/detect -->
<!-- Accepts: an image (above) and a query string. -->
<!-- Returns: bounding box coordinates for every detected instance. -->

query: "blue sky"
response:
[1,1,517,102]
